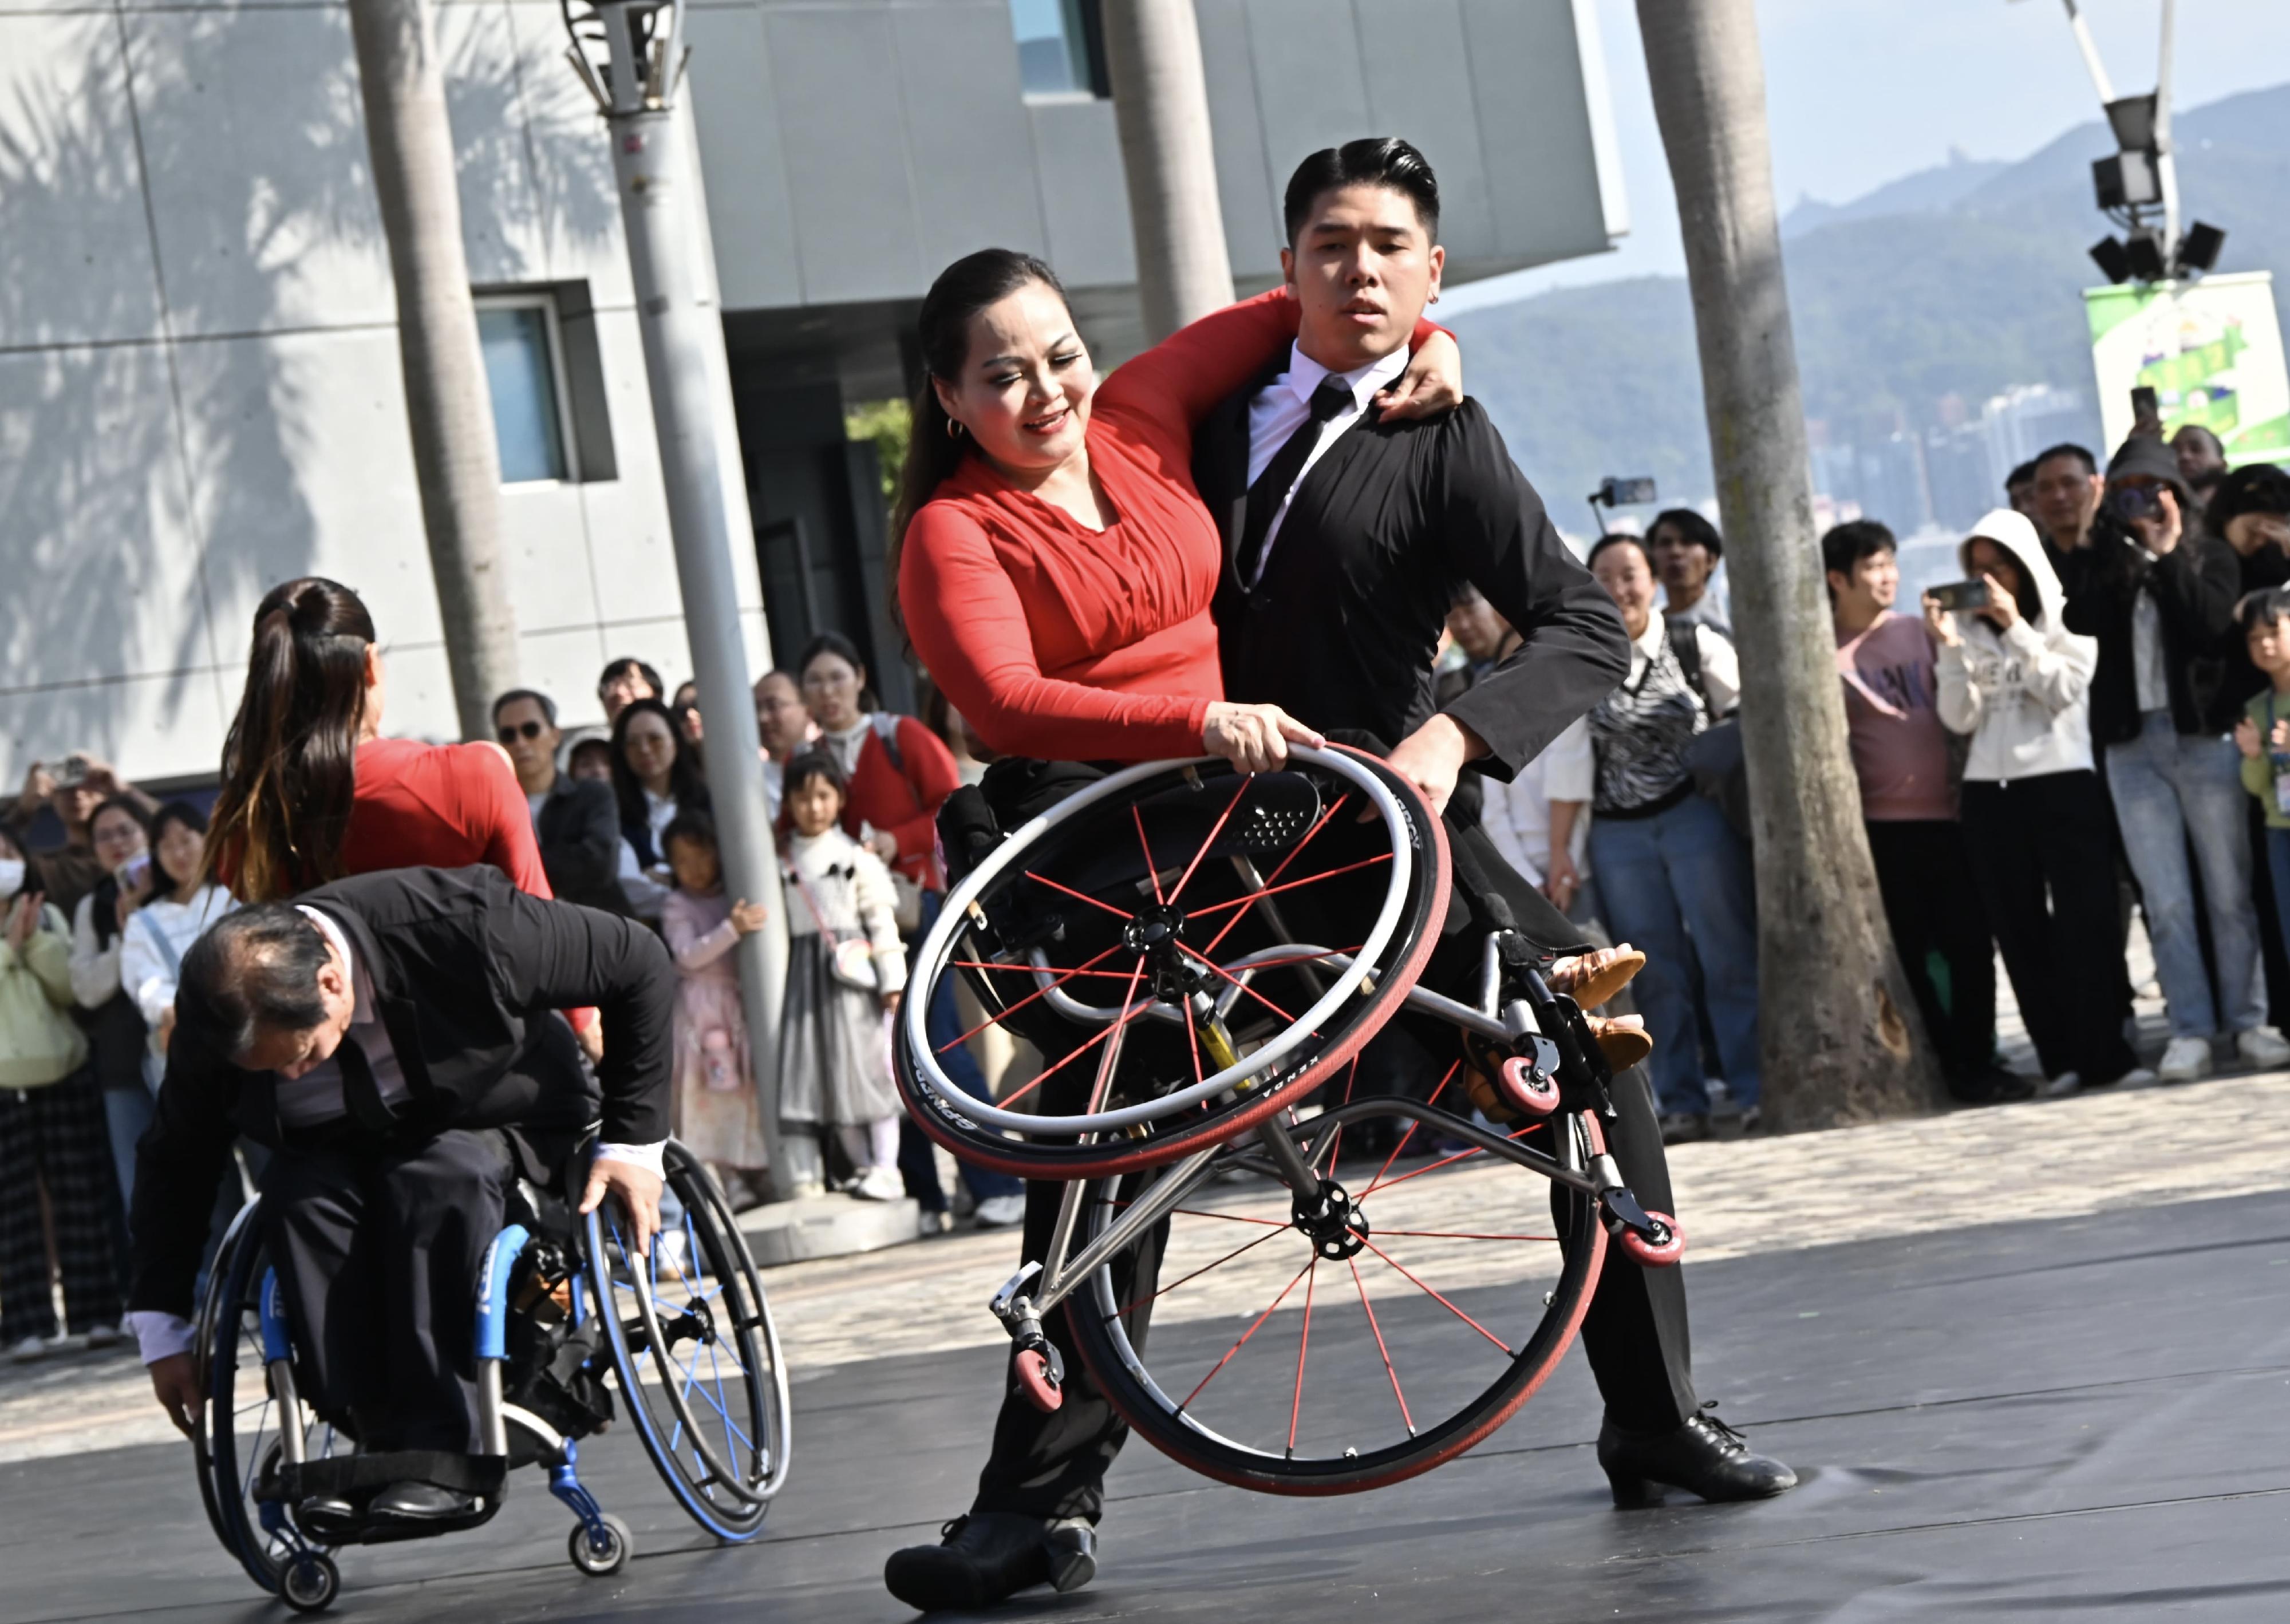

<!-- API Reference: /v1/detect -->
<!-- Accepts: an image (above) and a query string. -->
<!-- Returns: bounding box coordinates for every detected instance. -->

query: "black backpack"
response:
[1666,621,1751,840]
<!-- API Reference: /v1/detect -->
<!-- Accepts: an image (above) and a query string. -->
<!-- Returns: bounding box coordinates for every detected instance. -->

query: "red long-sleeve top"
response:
[836,716,962,890]
[341,738,553,896]
[900,291,1446,764]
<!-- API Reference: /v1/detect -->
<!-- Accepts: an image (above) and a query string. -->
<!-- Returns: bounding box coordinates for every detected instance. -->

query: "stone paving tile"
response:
[17,1066,2287,1465]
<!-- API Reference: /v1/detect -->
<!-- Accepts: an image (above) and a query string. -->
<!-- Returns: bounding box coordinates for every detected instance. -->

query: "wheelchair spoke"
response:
[1167,777,1251,906]
[1365,1062,1459,1191]
[1024,870,1136,920]
[1178,1256,1316,1413]
[937,942,1128,1054]
[1107,1223,1286,1320]
[1286,1259,1318,1457]
[1178,943,1296,1024]
[997,983,1154,1110]
[1352,1233,1513,1356]
[1183,852,1394,919]
[1134,804,1166,906]
[1359,1120,1543,1200]
[1348,1255,1415,1436]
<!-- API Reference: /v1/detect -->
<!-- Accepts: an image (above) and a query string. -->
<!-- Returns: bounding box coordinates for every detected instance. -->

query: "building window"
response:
[476,294,579,484]
[1011,0,1106,99]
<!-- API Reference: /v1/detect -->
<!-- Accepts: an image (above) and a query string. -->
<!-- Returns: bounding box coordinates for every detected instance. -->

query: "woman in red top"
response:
[206,578,549,903]
[795,631,960,890]
[895,254,1453,769]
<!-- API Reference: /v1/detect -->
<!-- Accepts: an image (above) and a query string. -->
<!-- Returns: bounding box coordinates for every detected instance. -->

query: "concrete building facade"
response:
[0,0,1626,786]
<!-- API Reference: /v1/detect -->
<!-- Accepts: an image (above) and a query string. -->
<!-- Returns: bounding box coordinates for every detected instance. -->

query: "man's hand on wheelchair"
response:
[149,1352,201,1437]
[1384,714,1487,816]
[581,1153,666,1257]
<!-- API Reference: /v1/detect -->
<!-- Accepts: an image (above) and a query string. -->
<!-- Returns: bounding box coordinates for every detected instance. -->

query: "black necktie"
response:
[334,1033,397,1137]
[1238,378,1355,587]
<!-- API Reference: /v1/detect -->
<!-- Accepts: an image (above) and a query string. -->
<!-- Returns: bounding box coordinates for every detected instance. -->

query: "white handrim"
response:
[899,746,1416,1136]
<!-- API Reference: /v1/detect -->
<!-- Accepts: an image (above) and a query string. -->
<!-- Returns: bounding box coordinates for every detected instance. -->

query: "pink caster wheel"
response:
[1494,1056,1561,1119]
[1617,1211,1685,1269]
[1015,1348,1064,1413]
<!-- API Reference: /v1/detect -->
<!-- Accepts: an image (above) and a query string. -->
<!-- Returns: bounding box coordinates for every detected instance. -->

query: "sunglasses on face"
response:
[497,720,547,744]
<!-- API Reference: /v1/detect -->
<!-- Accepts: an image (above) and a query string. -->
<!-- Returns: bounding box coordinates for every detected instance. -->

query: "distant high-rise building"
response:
[1980,385,2106,496]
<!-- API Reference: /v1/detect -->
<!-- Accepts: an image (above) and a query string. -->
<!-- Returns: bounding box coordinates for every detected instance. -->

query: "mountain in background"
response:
[1453,82,2290,535]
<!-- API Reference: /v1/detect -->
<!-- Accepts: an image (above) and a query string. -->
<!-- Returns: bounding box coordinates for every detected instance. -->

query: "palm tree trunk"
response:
[1635,0,1941,1127]
[349,0,519,740]
[1100,0,1235,342]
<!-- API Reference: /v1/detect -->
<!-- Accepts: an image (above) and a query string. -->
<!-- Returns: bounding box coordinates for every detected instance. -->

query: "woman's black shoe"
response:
[1597,1406,1798,1508]
[1950,1065,2036,1105]
[885,1512,1096,1612]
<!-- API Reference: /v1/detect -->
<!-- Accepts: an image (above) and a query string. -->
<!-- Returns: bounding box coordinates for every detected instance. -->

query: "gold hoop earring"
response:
[945,416,965,440]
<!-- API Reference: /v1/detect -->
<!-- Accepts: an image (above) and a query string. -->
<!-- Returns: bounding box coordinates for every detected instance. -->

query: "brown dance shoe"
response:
[1550,946,1647,1011]
[1590,1014,1653,1072]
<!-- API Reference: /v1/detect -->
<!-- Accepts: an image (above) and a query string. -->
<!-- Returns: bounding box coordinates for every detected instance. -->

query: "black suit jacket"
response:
[128,864,673,1317]
[1197,374,1628,779]
[536,773,633,916]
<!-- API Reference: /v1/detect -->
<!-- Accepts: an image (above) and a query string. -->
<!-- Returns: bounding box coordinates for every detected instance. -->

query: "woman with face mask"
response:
[67,796,163,1273]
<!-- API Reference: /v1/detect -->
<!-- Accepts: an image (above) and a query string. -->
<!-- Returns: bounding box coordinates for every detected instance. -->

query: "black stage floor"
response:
[9,1190,2290,1623]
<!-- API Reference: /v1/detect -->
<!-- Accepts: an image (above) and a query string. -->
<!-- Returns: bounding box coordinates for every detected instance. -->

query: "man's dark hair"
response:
[1822,519,1897,583]
[177,903,333,1061]
[1648,508,1723,560]
[599,657,664,701]
[2033,442,2097,478]
[2175,424,2225,456]
[2005,460,2038,492]
[491,687,558,728]
[1284,138,1440,244]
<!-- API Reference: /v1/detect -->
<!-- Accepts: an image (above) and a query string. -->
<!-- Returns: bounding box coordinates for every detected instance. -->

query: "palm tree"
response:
[1635,0,1940,1127]
[348,0,520,739]
[1101,0,1235,342]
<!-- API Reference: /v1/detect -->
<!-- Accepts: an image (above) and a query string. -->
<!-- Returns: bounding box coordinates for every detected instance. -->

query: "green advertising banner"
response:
[2086,271,2290,465]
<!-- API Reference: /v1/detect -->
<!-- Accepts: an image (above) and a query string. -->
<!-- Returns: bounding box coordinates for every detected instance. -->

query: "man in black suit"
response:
[1202,137,1792,1507]
[494,688,631,916]
[125,866,670,1524]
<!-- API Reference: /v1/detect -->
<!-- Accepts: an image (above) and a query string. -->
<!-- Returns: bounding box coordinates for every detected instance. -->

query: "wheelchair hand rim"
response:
[897,745,1419,1136]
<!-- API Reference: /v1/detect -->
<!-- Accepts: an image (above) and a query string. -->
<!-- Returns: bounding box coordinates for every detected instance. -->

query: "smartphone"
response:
[44,754,90,790]
[1598,476,1659,507]
[118,851,152,891]
[1928,580,1992,613]
[2111,483,2165,521]
[2131,385,2162,435]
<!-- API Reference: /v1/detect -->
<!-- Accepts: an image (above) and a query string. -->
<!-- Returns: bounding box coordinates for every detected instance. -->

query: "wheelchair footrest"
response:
[263,1449,509,1507]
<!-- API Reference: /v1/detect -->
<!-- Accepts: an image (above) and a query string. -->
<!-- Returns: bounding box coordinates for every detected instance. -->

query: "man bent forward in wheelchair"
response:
[124,864,671,1529]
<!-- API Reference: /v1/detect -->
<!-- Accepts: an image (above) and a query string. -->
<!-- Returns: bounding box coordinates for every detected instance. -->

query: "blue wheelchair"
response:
[191,1140,789,1611]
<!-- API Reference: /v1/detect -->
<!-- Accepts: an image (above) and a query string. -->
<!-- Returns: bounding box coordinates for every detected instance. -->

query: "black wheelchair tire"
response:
[1067,1106,1609,1496]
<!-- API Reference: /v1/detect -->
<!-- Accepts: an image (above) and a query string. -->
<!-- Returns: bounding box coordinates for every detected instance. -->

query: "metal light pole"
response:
[564,0,793,1194]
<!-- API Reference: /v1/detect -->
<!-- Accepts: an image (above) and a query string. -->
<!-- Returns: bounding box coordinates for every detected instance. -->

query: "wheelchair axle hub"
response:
[1122,903,1188,958]
[1292,1178,1368,1261]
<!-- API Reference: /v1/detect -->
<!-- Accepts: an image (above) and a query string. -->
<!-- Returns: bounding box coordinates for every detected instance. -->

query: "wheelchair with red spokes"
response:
[894,744,1681,1495]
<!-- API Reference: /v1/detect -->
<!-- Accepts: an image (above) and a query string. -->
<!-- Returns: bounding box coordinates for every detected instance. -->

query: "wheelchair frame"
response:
[194,1139,789,1611]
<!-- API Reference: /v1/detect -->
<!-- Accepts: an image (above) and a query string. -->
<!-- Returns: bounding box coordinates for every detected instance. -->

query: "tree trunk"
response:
[1100,0,1235,343]
[1634,0,1941,1128]
[349,0,519,741]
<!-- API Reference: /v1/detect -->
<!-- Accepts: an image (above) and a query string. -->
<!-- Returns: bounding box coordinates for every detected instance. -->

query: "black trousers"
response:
[1959,772,2139,1084]
[1863,819,1997,1088]
[264,1127,514,1453]
[962,767,1698,1523]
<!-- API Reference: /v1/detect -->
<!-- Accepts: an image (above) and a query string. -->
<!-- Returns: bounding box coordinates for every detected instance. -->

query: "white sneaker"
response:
[851,1166,906,1202]
[973,1193,1027,1229]
[2041,1072,2082,1099]
[2236,1026,2290,1069]
[788,1178,827,1202]
[2116,1067,2158,1088]
[9,1334,50,1365]
[84,1322,123,1351]
[2158,1035,2213,1082]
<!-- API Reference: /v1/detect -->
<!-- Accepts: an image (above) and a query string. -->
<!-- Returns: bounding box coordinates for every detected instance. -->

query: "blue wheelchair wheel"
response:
[583,1143,789,1538]
[194,1199,345,1601]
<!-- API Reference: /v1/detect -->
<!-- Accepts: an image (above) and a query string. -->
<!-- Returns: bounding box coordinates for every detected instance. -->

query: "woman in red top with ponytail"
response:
[206,578,550,904]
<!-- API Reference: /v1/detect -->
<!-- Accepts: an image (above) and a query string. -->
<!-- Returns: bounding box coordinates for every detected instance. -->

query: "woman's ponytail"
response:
[205,578,377,902]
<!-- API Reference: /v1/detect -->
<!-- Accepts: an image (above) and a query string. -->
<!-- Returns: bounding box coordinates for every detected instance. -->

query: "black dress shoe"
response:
[369,1481,479,1522]
[1598,1406,1798,1508]
[884,1511,1095,1611]
[294,1493,357,1531]
[1950,1065,2036,1105]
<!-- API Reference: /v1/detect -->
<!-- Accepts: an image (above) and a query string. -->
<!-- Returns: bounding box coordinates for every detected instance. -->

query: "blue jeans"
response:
[1588,793,1762,1114]
[905,891,1021,1206]
[2105,713,2265,1037]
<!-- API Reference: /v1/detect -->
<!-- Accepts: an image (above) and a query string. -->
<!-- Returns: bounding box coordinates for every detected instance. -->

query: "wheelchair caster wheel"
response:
[1617,1210,1685,1269]
[279,1554,338,1613]
[568,1514,633,1577]
[1494,1056,1561,1119]
[1015,1348,1064,1414]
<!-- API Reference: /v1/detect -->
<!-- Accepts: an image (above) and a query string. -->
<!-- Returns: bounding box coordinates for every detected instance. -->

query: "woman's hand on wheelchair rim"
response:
[149,1352,200,1437]
[582,1155,666,1257]
[1203,702,1323,774]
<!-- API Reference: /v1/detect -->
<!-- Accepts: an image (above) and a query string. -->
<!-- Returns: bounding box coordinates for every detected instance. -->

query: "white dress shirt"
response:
[1241,342,1412,586]
[129,905,662,1365]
